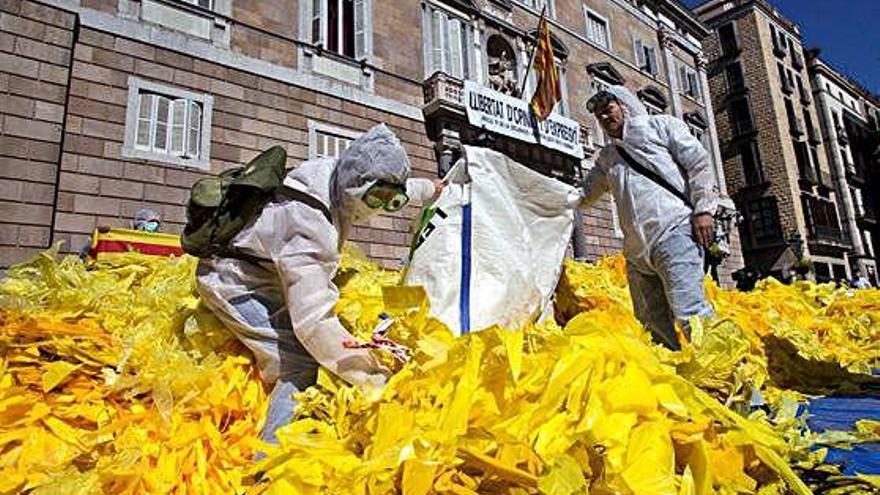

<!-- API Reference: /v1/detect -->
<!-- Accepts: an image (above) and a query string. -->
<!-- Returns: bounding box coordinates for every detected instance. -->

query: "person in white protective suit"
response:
[197,124,440,447]
[581,85,719,350]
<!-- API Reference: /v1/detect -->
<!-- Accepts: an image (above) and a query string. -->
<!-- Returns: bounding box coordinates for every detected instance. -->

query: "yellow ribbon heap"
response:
[0,245,877,494]
[0,245,266,494]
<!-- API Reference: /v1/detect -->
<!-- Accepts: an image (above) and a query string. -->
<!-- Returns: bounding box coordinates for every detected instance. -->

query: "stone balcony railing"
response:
[422,72,466,118]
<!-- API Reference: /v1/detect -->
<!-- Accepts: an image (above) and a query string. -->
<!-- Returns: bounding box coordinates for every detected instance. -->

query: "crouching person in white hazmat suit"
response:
[197,124,440,449]
[581,86,718,350]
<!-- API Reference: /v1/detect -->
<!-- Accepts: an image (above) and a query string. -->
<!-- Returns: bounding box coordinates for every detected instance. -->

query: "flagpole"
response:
[518,4,547,99]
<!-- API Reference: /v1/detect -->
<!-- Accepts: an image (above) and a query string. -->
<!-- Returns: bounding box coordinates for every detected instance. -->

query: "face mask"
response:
[341,181,379,224]
[139,221,160,233]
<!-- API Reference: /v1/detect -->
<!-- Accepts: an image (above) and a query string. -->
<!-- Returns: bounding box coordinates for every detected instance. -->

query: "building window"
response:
[740,140,763,185]
[634,39,658,76]
[778,63,793,94]
[424,4,469,79]
[804,109,819,143]
[308,120,362,159]
[865,230,875,257]
[770,22,787,57]
[123,77,212,169]
[729,97,753,136]
[718,22,738,56]
[310,0,370,60]
[793,140,813,181]
[796,75,810,104]
[853,188,865,216]
[678,63,700,99]
[177,0,211,8]
[747,197,782,245]
[585,10,610,49]
[785,98,803,136]
[516,0,554,16]
[726,62,745,92]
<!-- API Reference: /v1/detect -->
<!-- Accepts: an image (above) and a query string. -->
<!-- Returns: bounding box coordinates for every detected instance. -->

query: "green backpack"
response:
[181,146,331,259]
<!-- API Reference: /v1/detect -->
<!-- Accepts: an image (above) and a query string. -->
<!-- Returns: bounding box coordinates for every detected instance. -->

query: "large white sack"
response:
[405,145,580,336]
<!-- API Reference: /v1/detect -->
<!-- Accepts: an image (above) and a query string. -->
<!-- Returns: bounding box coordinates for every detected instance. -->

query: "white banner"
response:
[463,81,584,159]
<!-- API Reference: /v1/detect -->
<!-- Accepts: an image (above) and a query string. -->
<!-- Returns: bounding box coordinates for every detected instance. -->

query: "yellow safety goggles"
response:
[362,181,409,212]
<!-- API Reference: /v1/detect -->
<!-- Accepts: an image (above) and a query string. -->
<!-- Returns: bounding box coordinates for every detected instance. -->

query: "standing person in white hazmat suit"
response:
[580,86,719,350]
[196,124,441,448]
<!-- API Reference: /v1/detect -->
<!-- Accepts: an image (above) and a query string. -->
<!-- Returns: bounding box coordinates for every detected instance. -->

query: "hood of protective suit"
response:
[604,85,648,127]
[330,123,411,223]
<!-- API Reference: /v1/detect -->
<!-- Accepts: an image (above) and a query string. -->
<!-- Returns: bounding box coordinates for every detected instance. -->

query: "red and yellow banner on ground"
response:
[87,227,184,261]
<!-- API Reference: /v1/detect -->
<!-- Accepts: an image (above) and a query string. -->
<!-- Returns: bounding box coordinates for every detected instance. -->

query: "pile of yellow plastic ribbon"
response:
[0,246,877,494]
[0,245,266,494]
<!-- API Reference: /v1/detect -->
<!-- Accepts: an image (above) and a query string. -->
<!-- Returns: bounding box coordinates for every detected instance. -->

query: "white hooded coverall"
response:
[581,86,718,349]
[197,124,435,445]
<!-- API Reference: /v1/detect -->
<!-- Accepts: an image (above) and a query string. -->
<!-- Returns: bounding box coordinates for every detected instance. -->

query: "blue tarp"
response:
[805,397,880,475]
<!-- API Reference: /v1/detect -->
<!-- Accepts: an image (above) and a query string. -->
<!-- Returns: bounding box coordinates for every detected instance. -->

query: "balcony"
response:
[808,225,849,248]
[422,72,465,118]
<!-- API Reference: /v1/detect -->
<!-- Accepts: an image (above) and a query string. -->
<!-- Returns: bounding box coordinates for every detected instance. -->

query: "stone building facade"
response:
[0,0,741,284]
[697,0,848,281]
[808,55,880,286]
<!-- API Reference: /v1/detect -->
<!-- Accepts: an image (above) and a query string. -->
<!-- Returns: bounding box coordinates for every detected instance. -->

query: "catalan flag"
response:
[529,15,562,121]
[87,227,184,261]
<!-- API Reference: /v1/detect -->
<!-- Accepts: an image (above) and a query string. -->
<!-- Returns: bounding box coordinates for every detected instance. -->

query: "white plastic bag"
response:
[405,146,580,335]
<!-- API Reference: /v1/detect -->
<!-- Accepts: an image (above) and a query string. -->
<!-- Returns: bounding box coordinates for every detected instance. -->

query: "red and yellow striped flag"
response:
[529,15,561,121]
[87,227,184,261]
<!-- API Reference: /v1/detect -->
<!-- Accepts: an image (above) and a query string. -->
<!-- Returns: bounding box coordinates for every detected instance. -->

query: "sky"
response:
[683,0,880,95]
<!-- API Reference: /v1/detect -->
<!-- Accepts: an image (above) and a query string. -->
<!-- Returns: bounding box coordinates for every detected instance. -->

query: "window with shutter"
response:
[424,5,469,80]
[178,0,212,9]
[169,99,186,155]
[312,0,324,44]
[448,18,463,78]
[125,78,211,168]
[154,96,170,152]
[585,11,609,48]
[136,94,153,148]
[311,0,369,59]
[687,72,699,98]
[678,64,688,93]
[187,101,201,157]
[309,121,362,159]
[646,47,656,75]
[354,0,366,59]
[634,39,645,68]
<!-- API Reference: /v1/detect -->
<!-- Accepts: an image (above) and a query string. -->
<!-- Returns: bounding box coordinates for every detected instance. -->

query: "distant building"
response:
[808,54,880,286]
[0,0,740,283]
[697,0,848,281]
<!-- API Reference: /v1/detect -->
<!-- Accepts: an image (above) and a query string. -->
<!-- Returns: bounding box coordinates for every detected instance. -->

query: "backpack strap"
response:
[615,145,692,209]
[276,186,333,225]
[218,186,334,264]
